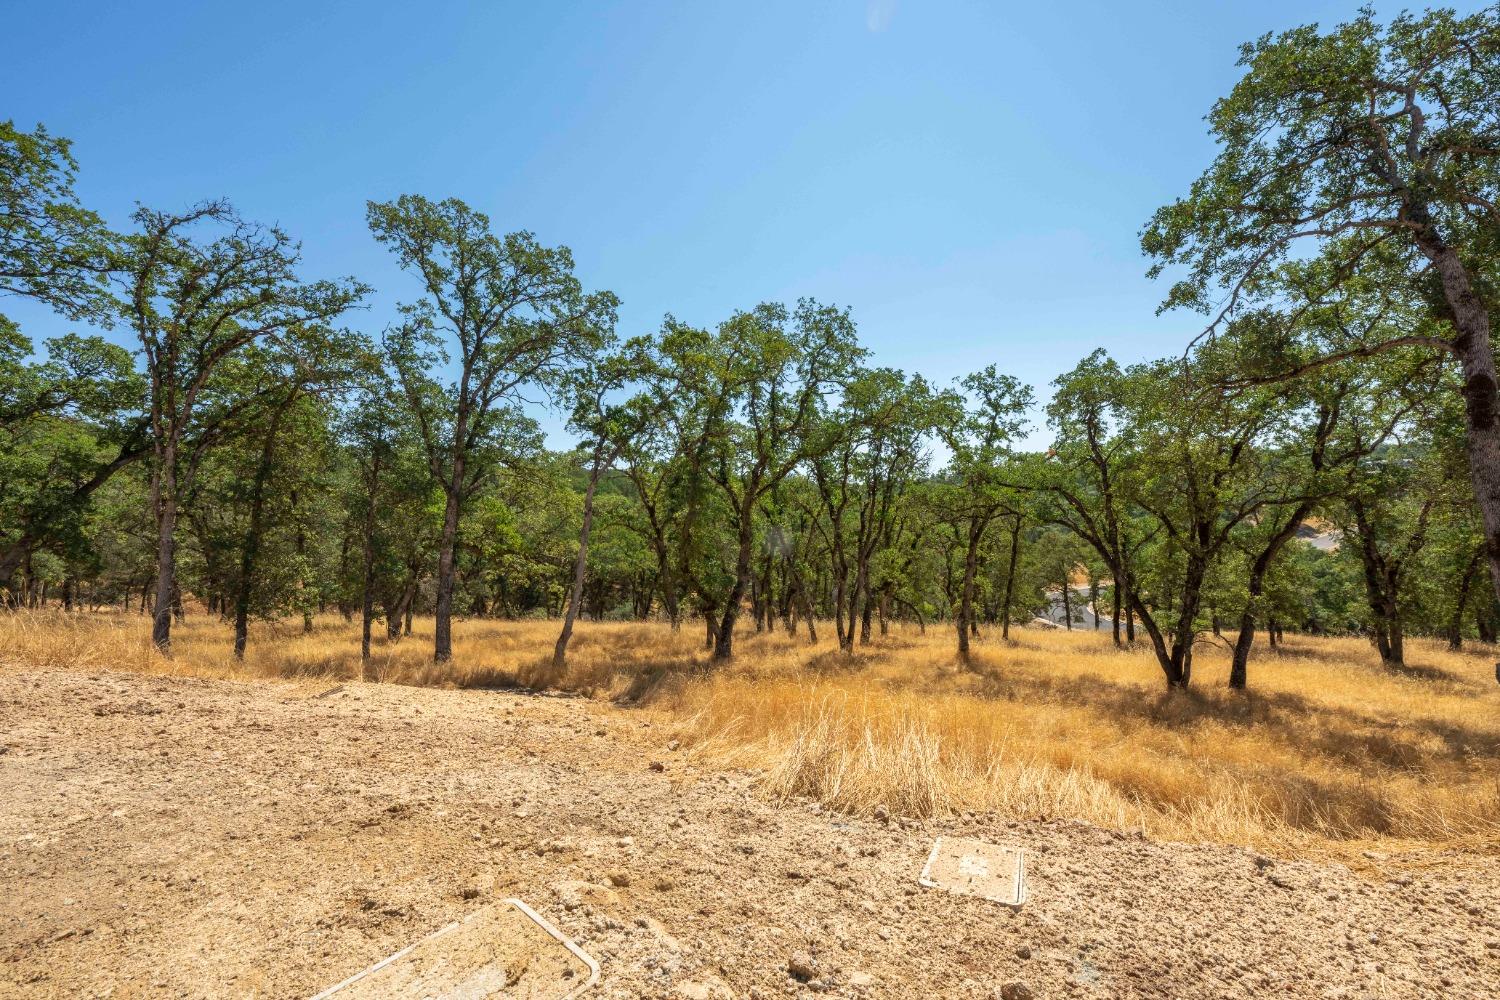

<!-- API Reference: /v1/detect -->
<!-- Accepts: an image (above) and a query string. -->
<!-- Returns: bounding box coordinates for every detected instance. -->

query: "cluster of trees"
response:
[2,6,1497,690]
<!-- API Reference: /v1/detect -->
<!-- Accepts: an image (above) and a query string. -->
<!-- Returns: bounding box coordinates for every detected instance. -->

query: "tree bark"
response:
[1230,502,1313,689]
[712,503,756,662]
[232,396,293,660]
[554,447,607,670]
[1448,548,1481,650]
[1000,516,1020,640]
[359,450,383,671]
[1414,233,1500,610]
[150,439,179,654]
[956,518,983,662]
[1479,601,1497,644]
[433,470,463,663]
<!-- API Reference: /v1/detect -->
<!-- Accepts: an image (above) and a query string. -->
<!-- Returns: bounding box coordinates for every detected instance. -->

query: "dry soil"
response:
[1,666,1497,999]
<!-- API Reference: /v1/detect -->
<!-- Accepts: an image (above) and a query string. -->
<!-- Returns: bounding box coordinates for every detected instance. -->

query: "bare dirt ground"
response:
[1,666,1497,1000]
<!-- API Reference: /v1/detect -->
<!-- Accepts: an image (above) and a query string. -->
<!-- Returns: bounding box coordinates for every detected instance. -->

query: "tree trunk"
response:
[713,512,755,662]
[1353,503,1405,667]
[150,441,179,654]
[858,578,873,645]
[1230,503,1312,689]
[233,398,292,660]
[760,552,775,632]
[792,574,818,644]
[554,448,606,670]
[433,478,463,663]
[1111,577,1122,645]
[293,488,311,634]
[1479,602,1497,644]
[1166,554,1207,686]
[1388,607,1405,666]
[956,519,982,662]
[1000,516,1020,640]
[1128,587,1184,687]
[1448,549,1481,650]
[1418,237,1500,612]
[360,453,383,671]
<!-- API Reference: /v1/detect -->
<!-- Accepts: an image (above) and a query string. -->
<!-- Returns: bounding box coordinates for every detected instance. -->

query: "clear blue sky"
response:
[5,1,1481,445]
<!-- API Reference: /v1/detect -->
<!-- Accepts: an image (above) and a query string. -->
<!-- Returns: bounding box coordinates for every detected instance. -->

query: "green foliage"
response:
[0,121,116,323]
[6,15,1496,689]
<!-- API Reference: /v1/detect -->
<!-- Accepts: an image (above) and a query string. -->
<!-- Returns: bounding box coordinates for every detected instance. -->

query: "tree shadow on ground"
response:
[961,664,1499,774]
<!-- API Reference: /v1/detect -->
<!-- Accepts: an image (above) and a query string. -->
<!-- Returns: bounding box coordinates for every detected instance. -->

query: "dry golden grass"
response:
[3,609,1498,857]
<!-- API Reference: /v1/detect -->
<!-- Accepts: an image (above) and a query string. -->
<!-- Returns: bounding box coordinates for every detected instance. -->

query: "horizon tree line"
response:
[2,5,1496,691]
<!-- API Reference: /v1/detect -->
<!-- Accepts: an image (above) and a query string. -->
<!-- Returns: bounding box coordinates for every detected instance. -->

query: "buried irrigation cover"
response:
[309,898,600,999]
[919,836,1028,908]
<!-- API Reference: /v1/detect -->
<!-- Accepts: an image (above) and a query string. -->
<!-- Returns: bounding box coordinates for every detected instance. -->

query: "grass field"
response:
[3,610,1498,857]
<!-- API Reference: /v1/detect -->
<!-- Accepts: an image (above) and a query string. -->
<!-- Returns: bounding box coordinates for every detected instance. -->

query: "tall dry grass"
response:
[3,609,1498,856]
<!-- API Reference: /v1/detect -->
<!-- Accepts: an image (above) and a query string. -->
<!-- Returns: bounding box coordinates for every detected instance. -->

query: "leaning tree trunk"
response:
[1419,237,1500,611]
[1128,588,1184,687]
[1166,554,1208,687]
[553,447,606,670]
[1230,503,1312,689]
[713,509,756,663]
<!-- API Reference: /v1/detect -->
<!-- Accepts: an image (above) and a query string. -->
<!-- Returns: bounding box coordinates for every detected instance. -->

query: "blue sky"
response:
[5,1,1481,445]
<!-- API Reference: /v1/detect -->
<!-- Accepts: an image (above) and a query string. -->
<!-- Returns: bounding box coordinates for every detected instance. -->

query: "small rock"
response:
[999,982,1034,1000]
[849,971,875,988]
[649,761,666,772]
[788,952,818,982]
[1015,944,1032,959]
[667,739,680,751]
[873,804,889,824]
